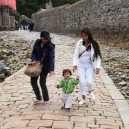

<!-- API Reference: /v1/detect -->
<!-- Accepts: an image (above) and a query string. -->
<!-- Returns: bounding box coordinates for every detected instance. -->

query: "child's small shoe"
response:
[65,108,70,112]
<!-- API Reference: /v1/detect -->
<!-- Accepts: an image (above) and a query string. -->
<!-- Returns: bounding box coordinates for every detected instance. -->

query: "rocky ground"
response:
[0,30,129,104]
[101,46,129,103]
[0,31,35,82]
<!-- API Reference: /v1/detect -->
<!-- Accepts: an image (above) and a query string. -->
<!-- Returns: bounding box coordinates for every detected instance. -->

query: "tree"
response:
[16,0,78,18]
[14,11,21,21]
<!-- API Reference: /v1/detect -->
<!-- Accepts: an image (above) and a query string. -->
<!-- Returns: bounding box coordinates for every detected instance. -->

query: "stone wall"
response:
[32,0,129,48]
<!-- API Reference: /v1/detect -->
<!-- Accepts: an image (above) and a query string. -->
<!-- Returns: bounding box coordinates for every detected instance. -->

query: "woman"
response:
[73,28,101,105]
[31,30,55,104]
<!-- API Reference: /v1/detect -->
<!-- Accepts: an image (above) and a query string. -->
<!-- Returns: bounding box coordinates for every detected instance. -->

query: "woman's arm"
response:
[49,44,55,72]
[96,55,101,69]
[95,55,101,74]
[31,42,37,62]
[73,42,79,66]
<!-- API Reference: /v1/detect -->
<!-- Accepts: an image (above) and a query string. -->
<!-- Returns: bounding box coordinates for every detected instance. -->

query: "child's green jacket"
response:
[58,78,79,94]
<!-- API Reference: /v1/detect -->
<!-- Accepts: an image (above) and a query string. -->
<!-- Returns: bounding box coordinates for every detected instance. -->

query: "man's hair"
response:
[62,69,72,76]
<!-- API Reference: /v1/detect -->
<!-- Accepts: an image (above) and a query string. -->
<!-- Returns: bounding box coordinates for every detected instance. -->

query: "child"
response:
[56,69,79,112]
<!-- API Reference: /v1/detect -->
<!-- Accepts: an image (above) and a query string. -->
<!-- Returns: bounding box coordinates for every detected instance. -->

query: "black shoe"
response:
[65,108,70,112]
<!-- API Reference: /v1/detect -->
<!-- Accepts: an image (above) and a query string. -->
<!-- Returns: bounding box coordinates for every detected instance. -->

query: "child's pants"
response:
[78,65,94,95]
[60,92,73,108]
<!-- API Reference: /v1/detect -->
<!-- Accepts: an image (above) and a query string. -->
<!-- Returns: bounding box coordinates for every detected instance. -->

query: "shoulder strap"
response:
[79,42,91,58]
[79,50,85,58]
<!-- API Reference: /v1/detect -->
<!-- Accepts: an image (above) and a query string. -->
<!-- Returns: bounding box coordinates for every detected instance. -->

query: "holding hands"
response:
[76,76,79,80]
[73,66,77,72]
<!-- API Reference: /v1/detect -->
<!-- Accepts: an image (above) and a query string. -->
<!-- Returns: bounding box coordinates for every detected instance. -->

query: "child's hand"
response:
[55,84,59,88]
[76,76,79,80]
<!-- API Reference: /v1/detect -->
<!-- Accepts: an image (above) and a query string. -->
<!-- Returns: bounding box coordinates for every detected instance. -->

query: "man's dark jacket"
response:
[31,39,55,73]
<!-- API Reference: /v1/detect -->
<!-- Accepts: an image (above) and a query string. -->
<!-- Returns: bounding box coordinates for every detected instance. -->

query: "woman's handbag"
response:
[24,49,48,77]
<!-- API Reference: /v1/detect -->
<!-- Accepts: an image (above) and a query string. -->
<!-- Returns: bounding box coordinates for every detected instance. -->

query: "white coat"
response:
[73,39,101,70]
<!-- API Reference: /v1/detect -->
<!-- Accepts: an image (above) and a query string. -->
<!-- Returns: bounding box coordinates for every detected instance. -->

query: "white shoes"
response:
[90,92,95,100]
[79,92,95,105]
[79,99,85,105]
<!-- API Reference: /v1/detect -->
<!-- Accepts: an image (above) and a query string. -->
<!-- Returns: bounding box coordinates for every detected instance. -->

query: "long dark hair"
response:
[40,30,51,41]
[81,28,102,59]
